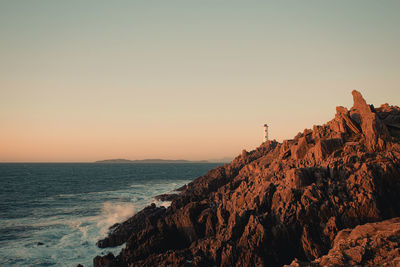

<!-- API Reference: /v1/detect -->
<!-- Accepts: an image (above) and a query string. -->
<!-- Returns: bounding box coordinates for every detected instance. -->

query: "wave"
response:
[97,202,136,237]
[152,200,172,208]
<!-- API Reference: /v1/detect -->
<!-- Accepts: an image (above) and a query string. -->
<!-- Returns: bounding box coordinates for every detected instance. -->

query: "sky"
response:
[0,1,399,162]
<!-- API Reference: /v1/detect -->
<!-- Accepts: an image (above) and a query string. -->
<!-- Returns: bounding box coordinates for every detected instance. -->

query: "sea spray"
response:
[0,163,220,266]
[97,202,136,236]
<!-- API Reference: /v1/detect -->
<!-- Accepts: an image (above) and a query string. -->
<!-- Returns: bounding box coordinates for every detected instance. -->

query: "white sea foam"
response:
[97,202,136,236]
[152,200,172,208]
[0,173,197,267]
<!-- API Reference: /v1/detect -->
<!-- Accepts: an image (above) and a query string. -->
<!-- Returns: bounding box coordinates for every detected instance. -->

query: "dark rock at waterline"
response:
[97,203,167,248]
[176,184,187,191]
[36,242,44,246]
[93,253,118,267]
[154,193,180,202]
[94,91,400,266]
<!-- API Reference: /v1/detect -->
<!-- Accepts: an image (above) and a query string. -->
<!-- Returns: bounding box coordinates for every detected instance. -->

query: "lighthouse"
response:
[263,124,269,142]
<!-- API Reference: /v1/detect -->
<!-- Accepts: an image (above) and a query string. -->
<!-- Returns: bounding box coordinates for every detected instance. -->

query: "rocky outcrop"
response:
[350,90,390,150]
[94,91,400,267]
[286,217,400,267]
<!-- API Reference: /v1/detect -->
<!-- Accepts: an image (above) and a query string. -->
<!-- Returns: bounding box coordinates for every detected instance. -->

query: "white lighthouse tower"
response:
[263,124,269,143]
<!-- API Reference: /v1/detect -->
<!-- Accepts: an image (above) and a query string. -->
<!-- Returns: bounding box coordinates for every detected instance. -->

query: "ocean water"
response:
[0,163,220,267]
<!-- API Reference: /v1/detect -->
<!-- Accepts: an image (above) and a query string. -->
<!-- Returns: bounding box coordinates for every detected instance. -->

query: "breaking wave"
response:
[97,202,136,236]
[0,163,219,266]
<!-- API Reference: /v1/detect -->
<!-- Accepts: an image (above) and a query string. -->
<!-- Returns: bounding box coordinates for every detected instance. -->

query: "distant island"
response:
[95,158,210,164]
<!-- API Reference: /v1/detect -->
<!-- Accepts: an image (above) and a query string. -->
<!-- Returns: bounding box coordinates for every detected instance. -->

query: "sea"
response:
[0,163,220,267]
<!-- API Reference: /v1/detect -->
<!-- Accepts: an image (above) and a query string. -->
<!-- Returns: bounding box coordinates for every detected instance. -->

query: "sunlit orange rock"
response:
[94,91,400,267]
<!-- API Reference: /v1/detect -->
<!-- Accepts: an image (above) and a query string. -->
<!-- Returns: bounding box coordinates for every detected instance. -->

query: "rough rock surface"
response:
[286,217,400,267]
[94,91,400,267]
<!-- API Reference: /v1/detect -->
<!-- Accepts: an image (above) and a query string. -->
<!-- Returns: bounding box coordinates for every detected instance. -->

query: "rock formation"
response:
[94,91,400,267]
[286,218,400,267]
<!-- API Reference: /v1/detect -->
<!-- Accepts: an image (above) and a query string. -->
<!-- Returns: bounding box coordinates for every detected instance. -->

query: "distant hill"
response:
[95,158,209,164]
[207,157,234,163]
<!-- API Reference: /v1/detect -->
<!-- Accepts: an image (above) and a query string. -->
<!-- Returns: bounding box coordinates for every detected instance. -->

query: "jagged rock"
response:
[97,203,166,248]
[291,136,312,160]
[350,90,390,150]
[286,218,400,267]
[284,168,314,189]
[313,138,343,160]
[93,253,118,267]
[94,91,400,267]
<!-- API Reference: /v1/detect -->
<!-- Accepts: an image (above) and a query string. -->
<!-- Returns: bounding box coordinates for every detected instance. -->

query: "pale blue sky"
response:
[1,1,399,161]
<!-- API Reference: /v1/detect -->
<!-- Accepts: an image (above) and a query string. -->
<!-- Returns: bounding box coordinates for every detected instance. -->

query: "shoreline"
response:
[94,91,400,266]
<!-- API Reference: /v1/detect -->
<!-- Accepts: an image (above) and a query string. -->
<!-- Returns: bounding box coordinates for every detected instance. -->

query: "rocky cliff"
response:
[285,217,400,267]
[94,91,400,267]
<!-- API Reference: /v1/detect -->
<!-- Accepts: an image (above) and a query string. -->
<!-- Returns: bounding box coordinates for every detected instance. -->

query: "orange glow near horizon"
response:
[1,1,399,162]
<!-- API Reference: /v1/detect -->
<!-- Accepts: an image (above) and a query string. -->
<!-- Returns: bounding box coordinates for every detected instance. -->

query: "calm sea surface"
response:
[0,163,220,267]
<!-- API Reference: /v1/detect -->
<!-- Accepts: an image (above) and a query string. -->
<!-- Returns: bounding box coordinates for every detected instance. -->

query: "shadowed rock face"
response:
[93,91,400,267]
[285,217,400,267]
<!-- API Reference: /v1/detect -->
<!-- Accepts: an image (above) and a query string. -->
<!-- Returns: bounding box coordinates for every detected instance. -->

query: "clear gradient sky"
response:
[1,1,399,162]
